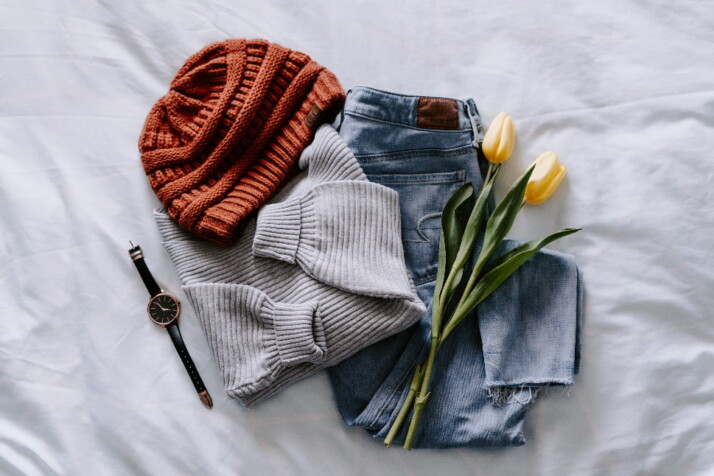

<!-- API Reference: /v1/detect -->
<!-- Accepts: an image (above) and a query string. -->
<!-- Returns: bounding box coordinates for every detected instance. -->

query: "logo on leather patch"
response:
[416,97,460,130]
[305,103,325,131]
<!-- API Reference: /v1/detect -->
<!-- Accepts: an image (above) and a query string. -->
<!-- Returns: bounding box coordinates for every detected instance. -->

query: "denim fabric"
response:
[328,87,583,448]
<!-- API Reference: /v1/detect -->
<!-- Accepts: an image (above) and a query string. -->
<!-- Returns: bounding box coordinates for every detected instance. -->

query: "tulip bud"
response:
[482,112,516,164]
[525,151,567,205]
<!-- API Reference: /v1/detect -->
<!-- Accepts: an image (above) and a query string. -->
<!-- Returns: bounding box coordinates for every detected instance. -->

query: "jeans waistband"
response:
[342,87,485,143]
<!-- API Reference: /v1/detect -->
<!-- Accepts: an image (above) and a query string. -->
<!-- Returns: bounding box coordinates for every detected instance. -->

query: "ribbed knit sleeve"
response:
[252,124,413,299]
[183,283,326,396]
[252,181,413,299]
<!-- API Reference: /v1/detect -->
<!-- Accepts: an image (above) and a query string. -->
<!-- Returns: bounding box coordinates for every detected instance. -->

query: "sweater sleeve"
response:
[252,124,414,299]
[183,283,327,398]
[252,181,414,299]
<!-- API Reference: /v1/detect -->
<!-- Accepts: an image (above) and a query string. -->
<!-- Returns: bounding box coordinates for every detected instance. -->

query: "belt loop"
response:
[464,99,484,148]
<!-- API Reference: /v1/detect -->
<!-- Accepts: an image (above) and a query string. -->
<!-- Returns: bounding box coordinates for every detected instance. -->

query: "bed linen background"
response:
[1,1,712,474]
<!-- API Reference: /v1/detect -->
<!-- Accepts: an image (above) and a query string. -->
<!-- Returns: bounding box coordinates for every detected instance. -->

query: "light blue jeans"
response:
[329,87,583,448]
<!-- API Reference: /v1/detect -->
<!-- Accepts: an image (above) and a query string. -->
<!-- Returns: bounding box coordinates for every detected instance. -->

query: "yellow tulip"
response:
[525,151,567,205]
[482,112,516,164]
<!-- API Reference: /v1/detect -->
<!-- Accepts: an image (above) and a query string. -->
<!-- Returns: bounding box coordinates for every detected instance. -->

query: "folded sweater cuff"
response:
[261,299,326,366]
[183,283,327,399]
[253,182,414,300]
[252,198,316,264]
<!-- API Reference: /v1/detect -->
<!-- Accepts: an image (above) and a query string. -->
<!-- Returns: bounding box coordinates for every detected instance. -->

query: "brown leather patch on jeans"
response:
[416,97,460,130]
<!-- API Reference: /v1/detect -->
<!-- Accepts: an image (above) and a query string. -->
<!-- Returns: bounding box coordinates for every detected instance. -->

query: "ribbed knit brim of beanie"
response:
[139,39,345,245]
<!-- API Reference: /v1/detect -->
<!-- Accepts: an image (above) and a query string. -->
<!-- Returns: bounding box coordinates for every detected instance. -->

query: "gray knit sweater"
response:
[155,125,426,407]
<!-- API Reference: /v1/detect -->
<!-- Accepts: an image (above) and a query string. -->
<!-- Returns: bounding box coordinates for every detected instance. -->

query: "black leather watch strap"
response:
[128,242,212,409]
[166,322,213,408]
[128,244,162,297]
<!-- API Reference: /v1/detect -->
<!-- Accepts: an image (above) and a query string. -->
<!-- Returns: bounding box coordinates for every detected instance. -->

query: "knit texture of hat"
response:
[140,39,345,245]
[155,125,426,407]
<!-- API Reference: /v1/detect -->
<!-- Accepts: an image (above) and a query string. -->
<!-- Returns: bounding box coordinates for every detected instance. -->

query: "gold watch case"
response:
[147,292,181,327]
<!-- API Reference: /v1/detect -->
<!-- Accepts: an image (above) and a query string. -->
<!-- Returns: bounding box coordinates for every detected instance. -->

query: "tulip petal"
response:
[525,151,567,205]
[481,114,502,160]
[530,165,566,205]
[499,116,516,162]
[483,112,516,164]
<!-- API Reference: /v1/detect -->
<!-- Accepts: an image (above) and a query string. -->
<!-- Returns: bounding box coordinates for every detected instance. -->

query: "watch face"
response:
[147,293,180,326]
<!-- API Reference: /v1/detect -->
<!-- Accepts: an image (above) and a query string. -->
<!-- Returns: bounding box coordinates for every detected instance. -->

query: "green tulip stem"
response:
[484,162,498,185]
[384,364,424,447]
[403,337,439,450]
[439,303,474,348]
[437,269,459,330]
[453,230,493,311]
[455,253,487,309]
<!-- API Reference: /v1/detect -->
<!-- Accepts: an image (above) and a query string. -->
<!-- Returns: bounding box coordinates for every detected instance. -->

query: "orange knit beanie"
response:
[139,39,345,245]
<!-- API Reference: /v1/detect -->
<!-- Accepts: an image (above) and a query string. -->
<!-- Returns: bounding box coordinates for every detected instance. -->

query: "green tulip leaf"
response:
[469,226,581,306]
[439,227,581,344]
[478,164,535,266]
[456,164,536,310]
[432,183,473,311]
[479,227,582,280]
[442,184,473,271]
[440,172,498,305]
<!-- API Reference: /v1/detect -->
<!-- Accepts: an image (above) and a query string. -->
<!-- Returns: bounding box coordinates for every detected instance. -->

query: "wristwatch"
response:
[128,242,213,409]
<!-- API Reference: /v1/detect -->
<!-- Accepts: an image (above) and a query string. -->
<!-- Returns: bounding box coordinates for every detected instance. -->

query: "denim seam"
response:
[356,146,476,163]
[356,86,467,102]
[484,377,575,387]
[368,337,434,431]
[369,362,418,430]
[414,274,437,286]
[413,273,437,287]
[367,170,467,185]
[344,111,473,133]
[370,179,464,185]
[416,212,442,242]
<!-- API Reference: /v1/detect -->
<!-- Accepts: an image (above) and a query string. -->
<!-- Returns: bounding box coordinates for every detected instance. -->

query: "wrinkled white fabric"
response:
[0,0,712,474]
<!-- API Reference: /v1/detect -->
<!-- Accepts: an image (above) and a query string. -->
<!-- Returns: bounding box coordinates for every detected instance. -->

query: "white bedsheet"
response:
[1,1,713,474]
